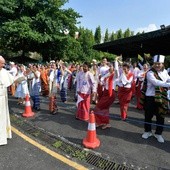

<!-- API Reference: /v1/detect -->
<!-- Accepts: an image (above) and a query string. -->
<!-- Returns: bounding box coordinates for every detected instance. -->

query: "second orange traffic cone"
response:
[22,94,35,118]
[83,111,100,149]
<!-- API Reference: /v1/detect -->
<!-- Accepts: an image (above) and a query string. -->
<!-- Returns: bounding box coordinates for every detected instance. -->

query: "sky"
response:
[64,0,170,34]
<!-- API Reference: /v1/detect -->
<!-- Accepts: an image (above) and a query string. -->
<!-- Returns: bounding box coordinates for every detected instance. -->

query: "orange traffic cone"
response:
[22,94,35,118]
[83,111,100,149]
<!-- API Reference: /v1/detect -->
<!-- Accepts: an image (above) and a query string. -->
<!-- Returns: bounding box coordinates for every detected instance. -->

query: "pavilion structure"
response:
[93,25,170,60]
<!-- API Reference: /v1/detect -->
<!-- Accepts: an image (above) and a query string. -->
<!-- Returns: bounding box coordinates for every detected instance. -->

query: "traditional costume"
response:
[141,55,170,143]
[49,68,60,114]
[94,61,119,128]
[76,71,97,121]
[60,68,70,103]
[14,70,29,104]
[97,65,109,101]
[40,68,49,96]
[30,70,41,110]
[117,70,134,120]
[94,71,116,128]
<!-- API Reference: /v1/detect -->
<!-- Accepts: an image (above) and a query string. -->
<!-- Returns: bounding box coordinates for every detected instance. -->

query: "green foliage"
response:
[71,150,87,161]
[94,26,101,44]
[0,0,160,63]
[116,29,124,39]
[104,28,109,42]
[52,140,62,148]
[77,27,95,62]
[124,28,131,38]
[0,0,81,61]
[110,31,115,41]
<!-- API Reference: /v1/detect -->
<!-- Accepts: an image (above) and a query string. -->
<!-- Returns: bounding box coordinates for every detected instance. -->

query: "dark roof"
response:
[93,26,170,57]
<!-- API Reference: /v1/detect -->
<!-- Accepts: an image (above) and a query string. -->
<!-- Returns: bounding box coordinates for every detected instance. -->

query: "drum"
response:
[15,76,26,83]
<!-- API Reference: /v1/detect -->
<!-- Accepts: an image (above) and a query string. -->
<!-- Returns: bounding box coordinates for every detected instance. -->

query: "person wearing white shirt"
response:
[30,65,41,111]
[97,57,109,101]
[142,55,170,143]
[14,64,29,105]
[94,61,118,129]
[76,62,97,121]
[48,63,59,115]
[117,62,134,120]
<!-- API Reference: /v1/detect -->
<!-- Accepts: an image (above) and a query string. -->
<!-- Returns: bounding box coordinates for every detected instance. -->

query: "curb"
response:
[10,111,133,170]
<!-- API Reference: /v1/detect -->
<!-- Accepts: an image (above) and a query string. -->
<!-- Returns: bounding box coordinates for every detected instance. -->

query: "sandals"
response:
[96,124,111,129]
[101,124,111,130]
[96,124,105,128]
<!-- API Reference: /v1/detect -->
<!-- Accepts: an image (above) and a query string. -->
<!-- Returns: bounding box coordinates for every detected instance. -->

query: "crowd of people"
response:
[1,54,170,146]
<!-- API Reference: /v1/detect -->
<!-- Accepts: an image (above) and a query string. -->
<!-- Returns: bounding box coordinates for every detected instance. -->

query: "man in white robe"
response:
[0,55,14,146]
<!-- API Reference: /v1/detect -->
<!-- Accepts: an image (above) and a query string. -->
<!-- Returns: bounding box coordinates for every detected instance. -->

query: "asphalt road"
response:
[0,132,77,170]
[8,91,170,170]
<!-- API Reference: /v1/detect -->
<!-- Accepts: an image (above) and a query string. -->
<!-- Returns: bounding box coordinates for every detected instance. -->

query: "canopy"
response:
[93,26,170,58]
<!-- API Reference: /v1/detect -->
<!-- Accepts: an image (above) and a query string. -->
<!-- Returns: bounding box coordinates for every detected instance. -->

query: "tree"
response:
[124,28,131,38]
[78,28,95,62]
[0,0,81,61]
[94,26,101,44]
[110,31,115,41]
[58,36,82,62]
[104,28,109,42]
[116,29,124,39]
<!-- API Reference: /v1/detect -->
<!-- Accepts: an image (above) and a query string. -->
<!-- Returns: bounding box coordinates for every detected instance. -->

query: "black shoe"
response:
[36,108,40,111]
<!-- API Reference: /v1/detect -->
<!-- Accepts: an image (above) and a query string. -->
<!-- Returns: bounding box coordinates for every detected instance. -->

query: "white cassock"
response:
[0,68,14,145]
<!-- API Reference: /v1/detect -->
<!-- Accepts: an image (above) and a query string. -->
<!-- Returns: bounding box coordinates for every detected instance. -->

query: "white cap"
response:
[153,55,165,63]
[50,60,55,63]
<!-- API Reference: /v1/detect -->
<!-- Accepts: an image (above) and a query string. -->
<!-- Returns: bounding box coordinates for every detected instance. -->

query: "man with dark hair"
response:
[76,62,97,121]
[142,55,170,143]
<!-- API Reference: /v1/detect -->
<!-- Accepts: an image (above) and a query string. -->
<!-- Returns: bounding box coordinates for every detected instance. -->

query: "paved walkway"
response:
[9,91,170,170]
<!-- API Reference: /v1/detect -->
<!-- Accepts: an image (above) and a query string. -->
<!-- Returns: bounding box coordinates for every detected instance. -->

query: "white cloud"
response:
[135,24,158,34]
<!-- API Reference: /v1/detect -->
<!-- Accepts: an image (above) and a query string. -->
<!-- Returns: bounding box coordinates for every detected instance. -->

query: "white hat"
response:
[92,59,97,63]
[153,55,165,63]
[10,61,15,65]
[50,60,55,63]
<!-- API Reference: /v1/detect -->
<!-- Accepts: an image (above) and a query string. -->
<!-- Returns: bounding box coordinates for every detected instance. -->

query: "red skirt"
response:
[118,87,132,118]
[94,89,115,125]
[76,93,91,121]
